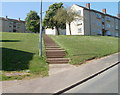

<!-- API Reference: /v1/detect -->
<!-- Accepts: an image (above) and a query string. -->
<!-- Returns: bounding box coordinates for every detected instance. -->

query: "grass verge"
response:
[1,32,48,81]
[50,35,119,65]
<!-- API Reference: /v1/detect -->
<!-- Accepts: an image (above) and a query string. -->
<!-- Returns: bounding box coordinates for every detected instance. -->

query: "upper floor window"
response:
[96,13,101,19]
[9,22,13,24]
[115,19,118,23]
[16,23,21,26]
[106,16,111,21]
[77,10,81,15]
[115,25,118,30]
[13,25,16,27]
[96,21,101,27]
[76,19,82,25]
[106,24,111,28]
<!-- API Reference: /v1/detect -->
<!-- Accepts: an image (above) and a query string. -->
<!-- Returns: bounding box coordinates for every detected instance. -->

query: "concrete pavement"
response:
[2,53,120,93]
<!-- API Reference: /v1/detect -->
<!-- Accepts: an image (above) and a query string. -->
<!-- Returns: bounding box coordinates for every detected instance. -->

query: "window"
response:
[97,29,102,35]
[115,19,118,23]
[115,26,118,30]
[77,10,81,15]
[96,13,101,19]
[13,22,16,24]
[76,19,82,25]
[17,23,21,26]
[102,25,105,29]
[96,21,101,27]
[78,28,82,33]
[106,31,111,36]
[106,24,111,28]
[9,22,13,24]
[106,16,111,21]
[115,32,118,37]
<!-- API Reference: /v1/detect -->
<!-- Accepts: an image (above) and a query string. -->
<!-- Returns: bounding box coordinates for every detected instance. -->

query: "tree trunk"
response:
[56,26,60,35]
[69,23,72,35]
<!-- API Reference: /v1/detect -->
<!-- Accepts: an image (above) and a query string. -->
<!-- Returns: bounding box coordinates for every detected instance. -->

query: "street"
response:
[65,64,118,93]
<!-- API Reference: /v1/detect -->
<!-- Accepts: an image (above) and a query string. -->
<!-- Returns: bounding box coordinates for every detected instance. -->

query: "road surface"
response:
[65,65,118,93]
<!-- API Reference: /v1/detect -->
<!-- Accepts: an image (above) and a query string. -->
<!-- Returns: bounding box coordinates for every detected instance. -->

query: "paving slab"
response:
[49,64,76,75]
[2,53,119,93]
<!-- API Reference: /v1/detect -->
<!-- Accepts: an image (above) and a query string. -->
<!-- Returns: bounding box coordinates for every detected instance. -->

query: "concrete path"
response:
[49,64,76,75]
[1,53,119,93]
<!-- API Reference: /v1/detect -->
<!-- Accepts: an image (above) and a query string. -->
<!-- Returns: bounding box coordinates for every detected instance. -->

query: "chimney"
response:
[117,14,120,18]
[102,9,106,14]
[6,16,8,19]
[86,3,90,9]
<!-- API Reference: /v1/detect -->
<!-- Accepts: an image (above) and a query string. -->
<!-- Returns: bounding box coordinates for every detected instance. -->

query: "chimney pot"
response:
[86,3,90,9]
[102,9,106,14]
[117,14,120,18]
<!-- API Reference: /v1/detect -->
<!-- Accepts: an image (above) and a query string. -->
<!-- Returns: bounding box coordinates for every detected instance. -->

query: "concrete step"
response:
[46,53,65,56]
[46,50,65,52]
[46,45,60,48]
[47,58,70,64]
[47,58,70,61]
[47,56,65,58]
[46,48,63,50]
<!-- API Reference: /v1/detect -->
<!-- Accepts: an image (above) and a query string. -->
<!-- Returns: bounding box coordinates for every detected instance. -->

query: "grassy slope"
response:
[1,32,48,80]
[50,35,119,65]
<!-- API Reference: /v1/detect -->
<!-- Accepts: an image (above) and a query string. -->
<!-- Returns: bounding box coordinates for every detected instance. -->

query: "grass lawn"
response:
[1,32,48,81]
[50,35,119,65]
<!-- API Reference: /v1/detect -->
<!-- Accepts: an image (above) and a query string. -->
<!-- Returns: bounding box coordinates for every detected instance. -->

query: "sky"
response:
[1,2,119,21]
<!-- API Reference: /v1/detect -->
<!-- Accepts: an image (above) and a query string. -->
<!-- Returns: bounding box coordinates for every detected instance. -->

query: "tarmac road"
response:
[65,64,118,93]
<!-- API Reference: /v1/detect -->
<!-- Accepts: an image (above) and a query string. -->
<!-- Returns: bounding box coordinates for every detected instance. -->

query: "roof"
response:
[74,4,120,20]
[0,17,25,23]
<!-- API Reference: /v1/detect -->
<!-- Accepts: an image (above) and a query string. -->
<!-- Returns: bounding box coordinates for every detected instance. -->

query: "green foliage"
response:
[50,35,119,65]
[43,2,65,35]
[25,10,40,33]
[54,8,83,35]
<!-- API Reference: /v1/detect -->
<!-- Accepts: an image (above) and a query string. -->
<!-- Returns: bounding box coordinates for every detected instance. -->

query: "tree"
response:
[43,2,65,35]
[25,10,40,33]
[54,8,83,35]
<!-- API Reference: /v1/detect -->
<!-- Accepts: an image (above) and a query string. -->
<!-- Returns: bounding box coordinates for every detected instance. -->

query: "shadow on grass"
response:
[1,47,34,71]
[0,40,21,42]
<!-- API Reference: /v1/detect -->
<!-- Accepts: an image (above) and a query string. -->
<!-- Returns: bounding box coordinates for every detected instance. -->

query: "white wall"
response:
[45,28,56,35]
[45,28,66,35]
[66,4,84,35]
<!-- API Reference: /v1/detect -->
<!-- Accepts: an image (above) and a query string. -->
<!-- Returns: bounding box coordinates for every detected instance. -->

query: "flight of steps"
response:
[43,35,70,64]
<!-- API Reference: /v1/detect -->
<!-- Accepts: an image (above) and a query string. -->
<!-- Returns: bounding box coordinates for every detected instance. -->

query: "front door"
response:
[102,29,106,36]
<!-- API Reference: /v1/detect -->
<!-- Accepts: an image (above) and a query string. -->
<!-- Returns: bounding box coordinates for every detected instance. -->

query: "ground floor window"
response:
[78,28,82,33]
[97,29,102,35]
